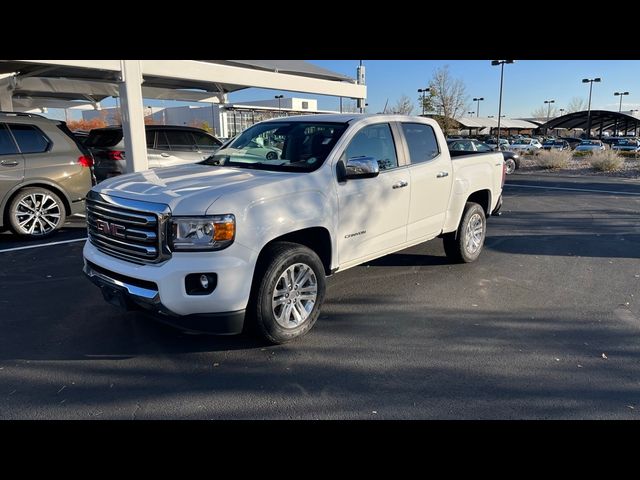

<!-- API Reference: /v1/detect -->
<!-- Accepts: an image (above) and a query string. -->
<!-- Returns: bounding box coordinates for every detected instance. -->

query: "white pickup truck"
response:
[83,114,504,343]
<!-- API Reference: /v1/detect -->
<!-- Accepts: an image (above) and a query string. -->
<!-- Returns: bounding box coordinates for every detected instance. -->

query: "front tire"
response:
[443,202,486,263]
[251,242,326,344]
[504,158,517,174]
[8,187,66,239]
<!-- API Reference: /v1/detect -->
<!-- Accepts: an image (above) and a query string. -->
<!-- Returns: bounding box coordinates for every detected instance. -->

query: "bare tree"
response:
[566,97,587,113]
[428,65,469,133]
[531,104,559,119]
[385,94,414,115]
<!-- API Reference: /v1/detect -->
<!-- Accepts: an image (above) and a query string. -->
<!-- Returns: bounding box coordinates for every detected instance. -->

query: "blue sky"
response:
[54,60,640,121]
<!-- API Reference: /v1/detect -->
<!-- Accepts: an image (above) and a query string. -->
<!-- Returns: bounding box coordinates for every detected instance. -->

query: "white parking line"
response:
[505,183,640,196]
[0,237,87,253]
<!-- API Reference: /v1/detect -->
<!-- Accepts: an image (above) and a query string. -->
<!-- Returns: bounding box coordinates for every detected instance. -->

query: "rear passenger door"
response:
[0,123,24,203]
[336,122,410,267]
[6,123,54,180]
[164,130,203,165]
[400,122,453,242]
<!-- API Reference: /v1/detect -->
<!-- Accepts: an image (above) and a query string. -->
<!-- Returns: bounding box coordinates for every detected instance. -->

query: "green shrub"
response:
[536,149,572,169]
[589,150,624,172]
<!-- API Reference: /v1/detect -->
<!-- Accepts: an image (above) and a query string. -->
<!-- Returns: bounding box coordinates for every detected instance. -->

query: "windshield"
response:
[201,121,348,172]
[581,141,599,145]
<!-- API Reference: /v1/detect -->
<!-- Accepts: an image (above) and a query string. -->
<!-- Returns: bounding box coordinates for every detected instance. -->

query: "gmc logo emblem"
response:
[96,219,126,238]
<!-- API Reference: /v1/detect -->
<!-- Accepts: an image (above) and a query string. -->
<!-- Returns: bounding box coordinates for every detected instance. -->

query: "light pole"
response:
[614,91,629,135]
[582,77,601,138]
[473,97,484,118]
[544,99,555,134]
[491,60,514,150]
[418,88,430,116]
[274,95,283,115]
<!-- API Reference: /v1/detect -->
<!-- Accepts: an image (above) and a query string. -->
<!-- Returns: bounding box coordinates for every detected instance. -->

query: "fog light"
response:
[185,273,217,296]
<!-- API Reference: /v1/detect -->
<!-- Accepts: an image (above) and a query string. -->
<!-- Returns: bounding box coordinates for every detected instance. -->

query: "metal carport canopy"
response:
[0,60,366,173]
[541,110,640,132]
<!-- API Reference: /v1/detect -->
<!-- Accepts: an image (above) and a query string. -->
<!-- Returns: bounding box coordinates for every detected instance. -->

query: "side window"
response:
[0,124,19,155]
[8,124,51,154]
[146,130,156,149]
[344,123,398,171]
[401,123,439,164]
[165,130,196,152]
[474,142,493,152]
[193,132,222,150]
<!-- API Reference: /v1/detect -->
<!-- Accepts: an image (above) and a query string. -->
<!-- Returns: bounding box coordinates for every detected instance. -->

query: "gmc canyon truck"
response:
[83,114,504,343]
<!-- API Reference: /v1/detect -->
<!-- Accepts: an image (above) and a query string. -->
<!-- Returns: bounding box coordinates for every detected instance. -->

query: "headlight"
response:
[169,214,235,251]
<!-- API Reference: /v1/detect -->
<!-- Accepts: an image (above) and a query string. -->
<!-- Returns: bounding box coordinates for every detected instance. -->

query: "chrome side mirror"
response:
[343,156,380,180]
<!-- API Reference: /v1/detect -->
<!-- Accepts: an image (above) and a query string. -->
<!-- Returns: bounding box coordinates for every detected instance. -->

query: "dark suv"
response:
[0,112,93,239]
[86,125,223,182]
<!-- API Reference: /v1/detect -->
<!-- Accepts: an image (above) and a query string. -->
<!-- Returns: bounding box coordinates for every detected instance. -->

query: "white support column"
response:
[0,88,12,111]
[0,76,13,111]
[118,60,148,173]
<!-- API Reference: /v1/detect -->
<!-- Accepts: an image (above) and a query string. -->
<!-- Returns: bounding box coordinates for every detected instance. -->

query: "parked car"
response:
[86,125,223,182]
[0,112,93,238]
[559,137,583,149]
[542,139,571,151]
[509,138,543,154]
[575,140,606,152]
[612,138,640,153]
[486,138,510,151]
[229,137,283,160]
[447,138,521,174]
[83,114,505,343]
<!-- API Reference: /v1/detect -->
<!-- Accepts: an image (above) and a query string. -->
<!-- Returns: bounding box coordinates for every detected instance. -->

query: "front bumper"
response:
[83,259,245,334]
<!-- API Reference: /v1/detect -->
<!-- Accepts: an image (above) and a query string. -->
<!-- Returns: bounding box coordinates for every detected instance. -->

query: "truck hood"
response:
[94,164,295,214]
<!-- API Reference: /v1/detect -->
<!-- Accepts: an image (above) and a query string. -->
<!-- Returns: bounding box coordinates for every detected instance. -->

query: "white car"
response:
[83,114,504,343]
[509,138,543,154]
[575,140,606,152]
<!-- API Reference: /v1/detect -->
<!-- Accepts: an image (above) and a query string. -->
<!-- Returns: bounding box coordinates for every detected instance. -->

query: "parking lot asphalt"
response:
[0,173,639,419]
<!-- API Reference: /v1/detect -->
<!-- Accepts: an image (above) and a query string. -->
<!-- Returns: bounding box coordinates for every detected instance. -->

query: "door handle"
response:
[160,152,170,158]
[436,171,449,178]
[392,181,409,189]
[0,160,19,167]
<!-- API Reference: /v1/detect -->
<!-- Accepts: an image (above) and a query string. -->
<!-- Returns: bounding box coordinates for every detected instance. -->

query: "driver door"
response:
[336,123,410,268]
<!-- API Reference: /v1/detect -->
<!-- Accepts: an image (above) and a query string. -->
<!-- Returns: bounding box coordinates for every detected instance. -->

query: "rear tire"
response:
[8,187,66,239]
[250,241,326,344]
[443,202,486,263]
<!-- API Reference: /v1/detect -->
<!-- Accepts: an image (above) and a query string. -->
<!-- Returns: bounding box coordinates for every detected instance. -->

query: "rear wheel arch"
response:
[466,189,491,216]
[2,181,72,226]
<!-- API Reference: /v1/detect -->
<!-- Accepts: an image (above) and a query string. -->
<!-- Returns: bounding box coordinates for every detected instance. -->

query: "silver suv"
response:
[86,125,223,182]
[0,112,94,238]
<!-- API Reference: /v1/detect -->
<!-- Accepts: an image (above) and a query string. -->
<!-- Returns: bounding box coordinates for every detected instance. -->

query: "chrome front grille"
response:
[86,191,171,264]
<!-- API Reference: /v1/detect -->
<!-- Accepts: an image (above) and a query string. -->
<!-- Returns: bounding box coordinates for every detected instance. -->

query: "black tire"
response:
[443,202,486,263]
[504,158,517,174]
[8,187,66,239]
[265,151,278,160]
[250,241,326,344]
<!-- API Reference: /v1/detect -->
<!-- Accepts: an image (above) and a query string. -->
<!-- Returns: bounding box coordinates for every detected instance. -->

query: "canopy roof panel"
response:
[0,60,358,99]
[542,110,640,131]
[454,116,540,129]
